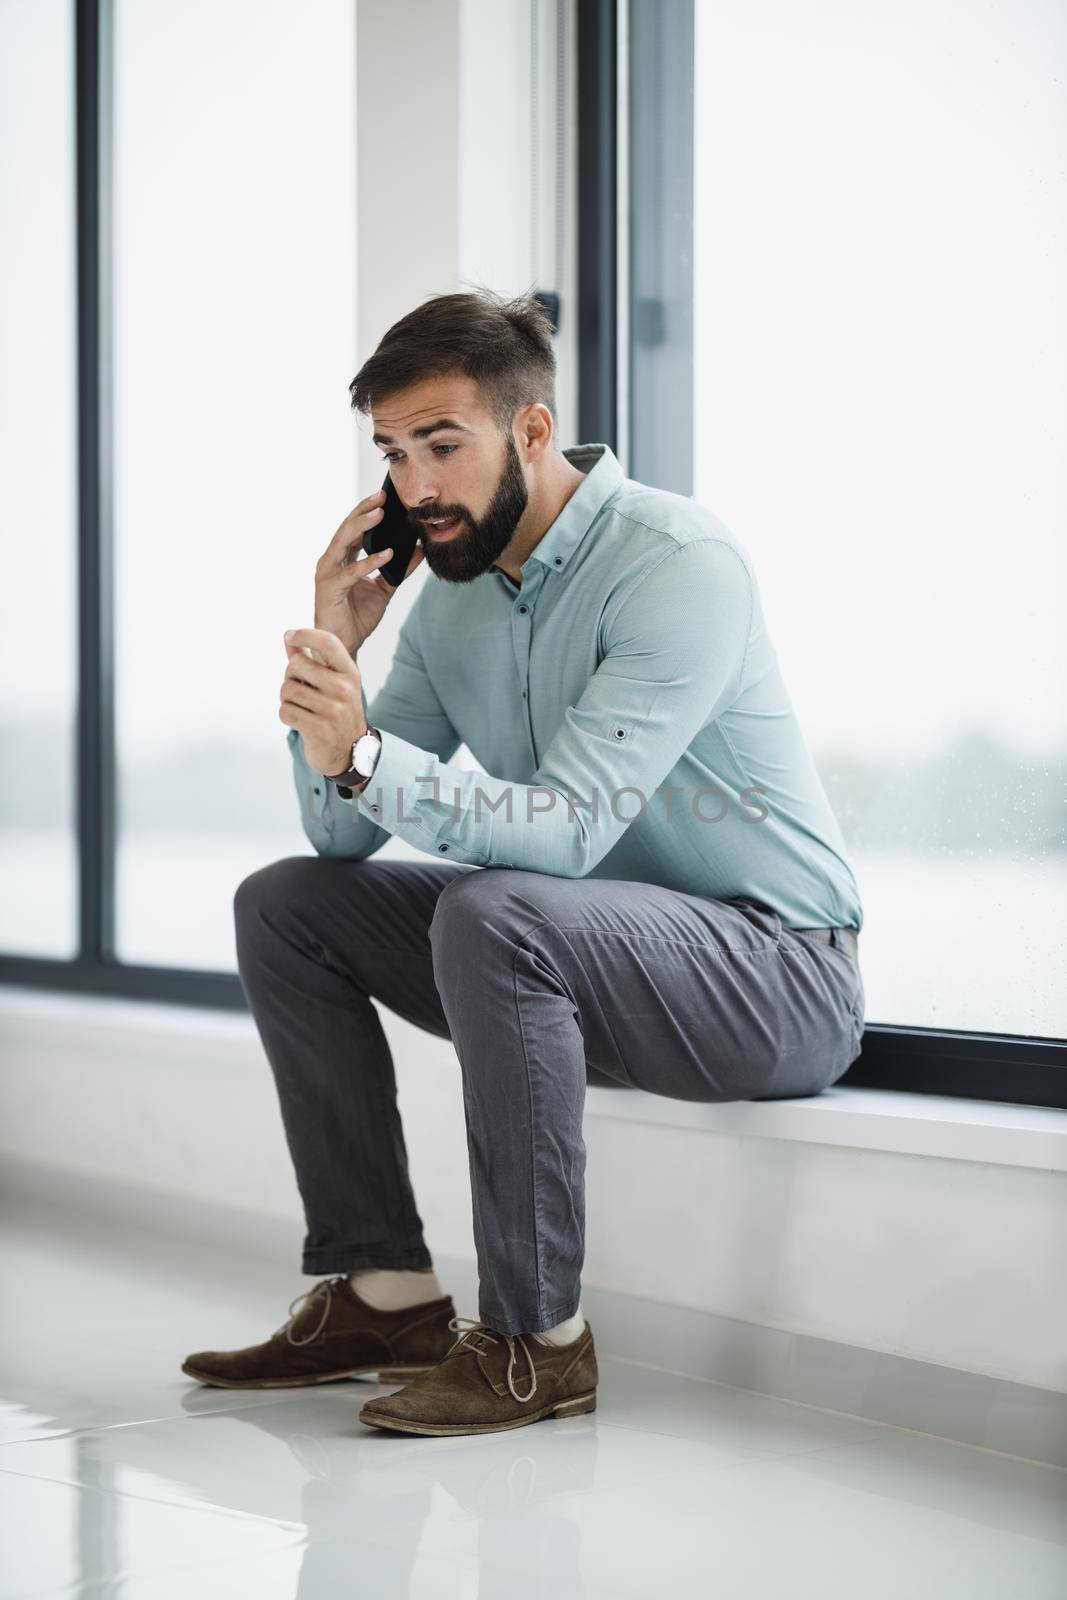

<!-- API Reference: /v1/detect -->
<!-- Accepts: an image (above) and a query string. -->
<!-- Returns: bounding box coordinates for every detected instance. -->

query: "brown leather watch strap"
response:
[326,726,380,793]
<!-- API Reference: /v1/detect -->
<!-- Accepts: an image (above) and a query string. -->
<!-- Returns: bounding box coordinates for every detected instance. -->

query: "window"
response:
[0,0,78,959]
[111,0,357,969]
[625,0,1066,1054]
[2,0,1062,1106]
[1,0,564,1004]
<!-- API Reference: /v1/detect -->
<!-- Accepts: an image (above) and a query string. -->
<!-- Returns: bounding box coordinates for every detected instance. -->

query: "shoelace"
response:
[446,1315,538,1404]
[276,1286,541,1403]
[278,1275,347,1347]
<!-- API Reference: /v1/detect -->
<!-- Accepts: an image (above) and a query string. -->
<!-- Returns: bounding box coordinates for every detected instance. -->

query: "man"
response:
[182,289,865,1437]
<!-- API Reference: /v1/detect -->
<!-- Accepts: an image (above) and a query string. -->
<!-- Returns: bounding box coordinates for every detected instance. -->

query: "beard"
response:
[411,431,529,584]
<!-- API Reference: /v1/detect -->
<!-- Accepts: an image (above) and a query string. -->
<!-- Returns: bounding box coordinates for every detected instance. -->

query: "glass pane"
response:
[112,0,358,969]
[691,0,1066,1038]
[0,0,78,959]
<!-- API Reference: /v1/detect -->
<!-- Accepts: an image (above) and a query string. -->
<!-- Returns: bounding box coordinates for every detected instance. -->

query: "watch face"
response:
[354,731,381,777]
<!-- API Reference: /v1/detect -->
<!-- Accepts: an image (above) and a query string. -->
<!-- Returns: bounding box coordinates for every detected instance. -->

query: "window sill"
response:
[1,985,1063,1172]
[584,1081,1066,1171]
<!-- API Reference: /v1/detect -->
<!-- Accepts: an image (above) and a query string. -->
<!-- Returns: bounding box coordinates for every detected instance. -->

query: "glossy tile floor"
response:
[1,1193,1064,1599]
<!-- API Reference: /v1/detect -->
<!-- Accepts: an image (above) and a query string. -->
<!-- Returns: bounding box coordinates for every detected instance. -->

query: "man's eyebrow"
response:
[372,418,475,447]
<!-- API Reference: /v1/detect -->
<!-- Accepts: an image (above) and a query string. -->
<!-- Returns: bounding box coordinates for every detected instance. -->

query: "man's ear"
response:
[517,402,554,461]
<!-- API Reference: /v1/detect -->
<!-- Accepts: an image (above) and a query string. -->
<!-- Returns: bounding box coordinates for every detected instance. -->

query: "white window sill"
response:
[583,1081,1065,1172]
[2,986,1062,1173]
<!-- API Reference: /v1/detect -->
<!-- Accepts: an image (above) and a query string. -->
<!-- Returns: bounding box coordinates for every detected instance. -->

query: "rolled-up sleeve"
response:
[350,539,753,875]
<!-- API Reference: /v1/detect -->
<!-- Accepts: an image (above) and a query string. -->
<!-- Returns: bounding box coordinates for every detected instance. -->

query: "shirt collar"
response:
[511,443,624,580]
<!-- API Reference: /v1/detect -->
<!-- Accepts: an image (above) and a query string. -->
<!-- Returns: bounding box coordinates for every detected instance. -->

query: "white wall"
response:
[352,0,577,720]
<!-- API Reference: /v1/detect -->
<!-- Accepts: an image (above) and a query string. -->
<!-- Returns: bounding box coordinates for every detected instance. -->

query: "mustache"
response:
[410,507,466,523]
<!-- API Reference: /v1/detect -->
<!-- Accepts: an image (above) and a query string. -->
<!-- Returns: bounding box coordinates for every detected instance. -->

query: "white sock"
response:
[530,1306,586,1347]
[348,1268,445,1312]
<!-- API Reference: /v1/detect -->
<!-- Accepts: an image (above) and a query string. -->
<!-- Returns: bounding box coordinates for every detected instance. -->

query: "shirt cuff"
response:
[349,728,442,847]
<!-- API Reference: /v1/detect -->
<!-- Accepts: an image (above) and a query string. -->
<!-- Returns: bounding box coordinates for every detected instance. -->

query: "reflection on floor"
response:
[1,1190,1064,1599]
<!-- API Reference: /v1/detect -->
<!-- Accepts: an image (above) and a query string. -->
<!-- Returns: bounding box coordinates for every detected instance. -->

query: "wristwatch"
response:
[326,725,382,797]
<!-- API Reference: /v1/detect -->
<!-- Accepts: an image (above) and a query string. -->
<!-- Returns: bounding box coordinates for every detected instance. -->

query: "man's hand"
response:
[315,489,425,659]
[279,628,367,777]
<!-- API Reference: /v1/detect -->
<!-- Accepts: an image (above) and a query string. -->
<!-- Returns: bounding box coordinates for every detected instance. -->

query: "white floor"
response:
[1,1192,1064,1599]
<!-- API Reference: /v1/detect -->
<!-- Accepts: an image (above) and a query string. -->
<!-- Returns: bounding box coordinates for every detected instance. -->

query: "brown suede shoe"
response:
[181,1275,458,1389]
[358,1316,598,1436]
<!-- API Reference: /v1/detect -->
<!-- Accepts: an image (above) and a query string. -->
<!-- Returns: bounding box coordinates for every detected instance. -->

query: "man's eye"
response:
[381,444,458,462]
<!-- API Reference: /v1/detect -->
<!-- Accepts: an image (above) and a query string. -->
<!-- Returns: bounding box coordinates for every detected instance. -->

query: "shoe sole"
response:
[358,1390,597,1436]
[180,1363,436,1389]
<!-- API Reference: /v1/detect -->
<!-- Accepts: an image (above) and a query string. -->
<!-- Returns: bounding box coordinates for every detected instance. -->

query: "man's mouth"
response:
[422,515,463,540]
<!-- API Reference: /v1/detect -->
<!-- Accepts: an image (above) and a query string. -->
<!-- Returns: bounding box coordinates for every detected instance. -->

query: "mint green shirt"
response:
[288,443,863,931]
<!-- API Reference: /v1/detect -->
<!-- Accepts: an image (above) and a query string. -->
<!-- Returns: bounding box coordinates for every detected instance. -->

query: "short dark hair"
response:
[349,287,558,433]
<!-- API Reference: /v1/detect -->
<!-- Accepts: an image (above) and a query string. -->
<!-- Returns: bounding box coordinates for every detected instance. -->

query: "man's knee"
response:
[233,855,330,929]
[428,869,575,975]
[429,867,526,944]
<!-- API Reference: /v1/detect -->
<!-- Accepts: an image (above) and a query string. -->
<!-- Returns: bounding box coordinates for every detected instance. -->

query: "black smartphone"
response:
[360,472,421,588]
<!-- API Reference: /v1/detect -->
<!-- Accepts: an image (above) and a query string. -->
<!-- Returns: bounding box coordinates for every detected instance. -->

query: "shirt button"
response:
[522,689,527,698]
[438,843,449,852]
[518,604,529,614]
[371,804,379,812]
[554,557,562,565]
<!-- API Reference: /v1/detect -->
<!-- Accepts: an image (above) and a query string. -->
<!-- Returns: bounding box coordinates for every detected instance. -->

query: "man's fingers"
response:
[357,486,388,513]
[281,627,351,672]
[377,542,425,593]
[318,493,388,571]
[339,544,394,578]
[341,488,387,526]
[285,641,329,671]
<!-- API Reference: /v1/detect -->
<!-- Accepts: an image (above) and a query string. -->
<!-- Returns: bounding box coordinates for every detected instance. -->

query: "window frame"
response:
[1,0,1063,1109]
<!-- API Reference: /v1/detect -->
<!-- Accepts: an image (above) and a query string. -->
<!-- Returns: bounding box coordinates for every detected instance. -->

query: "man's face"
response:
[371,375,529,583]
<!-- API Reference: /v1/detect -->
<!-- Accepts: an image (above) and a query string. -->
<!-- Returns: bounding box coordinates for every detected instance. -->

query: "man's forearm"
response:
[287,715,385,861]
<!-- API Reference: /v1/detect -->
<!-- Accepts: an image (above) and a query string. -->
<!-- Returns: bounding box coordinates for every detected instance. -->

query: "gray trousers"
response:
[234,858,865,1335]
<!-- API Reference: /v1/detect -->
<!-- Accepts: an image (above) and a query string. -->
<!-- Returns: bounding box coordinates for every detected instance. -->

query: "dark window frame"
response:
[1,0,1063,1109]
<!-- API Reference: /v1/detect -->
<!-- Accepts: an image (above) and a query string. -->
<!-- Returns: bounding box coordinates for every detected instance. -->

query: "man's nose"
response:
[395,466,440,509]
